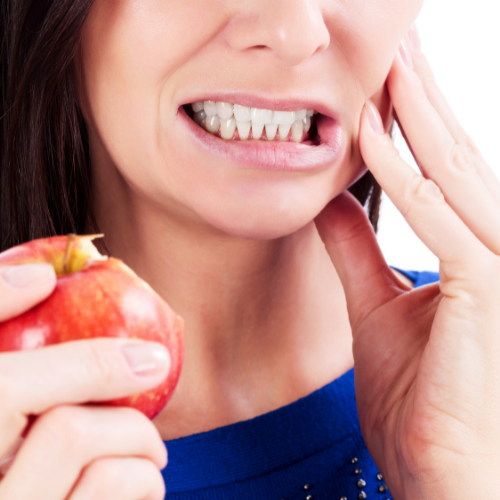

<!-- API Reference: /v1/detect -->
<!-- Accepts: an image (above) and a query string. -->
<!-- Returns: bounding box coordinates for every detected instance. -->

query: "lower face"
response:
[79,0,423,240]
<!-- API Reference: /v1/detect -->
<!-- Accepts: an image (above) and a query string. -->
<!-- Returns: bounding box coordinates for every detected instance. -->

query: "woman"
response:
[1,0,499,498]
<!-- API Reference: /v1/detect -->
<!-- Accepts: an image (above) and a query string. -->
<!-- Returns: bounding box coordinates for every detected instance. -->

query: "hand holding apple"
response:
[0,234,185,419]
[0,251,173,498]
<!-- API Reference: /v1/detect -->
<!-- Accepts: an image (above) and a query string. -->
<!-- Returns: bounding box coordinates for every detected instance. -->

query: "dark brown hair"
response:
[0,0,382,252]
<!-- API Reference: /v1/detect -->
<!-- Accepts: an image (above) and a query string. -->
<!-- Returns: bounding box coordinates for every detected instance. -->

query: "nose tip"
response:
[270,22,330,67]
[227,1,330,68]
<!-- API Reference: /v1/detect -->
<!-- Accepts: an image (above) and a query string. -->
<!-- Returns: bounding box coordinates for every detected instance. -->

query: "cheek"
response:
[329,0,423,167]
[79,0,229,195]
[330,0,423,99]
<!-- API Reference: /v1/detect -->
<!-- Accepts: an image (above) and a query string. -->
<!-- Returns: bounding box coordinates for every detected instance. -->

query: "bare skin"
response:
[2,0,500,499]
[79,0,418,439]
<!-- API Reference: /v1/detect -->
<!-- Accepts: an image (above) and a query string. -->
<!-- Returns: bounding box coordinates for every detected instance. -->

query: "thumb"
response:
[315,191,402,328]
[0,264,57,322]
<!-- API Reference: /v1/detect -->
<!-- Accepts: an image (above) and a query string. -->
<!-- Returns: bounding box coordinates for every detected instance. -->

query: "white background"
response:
[377,0,500,272]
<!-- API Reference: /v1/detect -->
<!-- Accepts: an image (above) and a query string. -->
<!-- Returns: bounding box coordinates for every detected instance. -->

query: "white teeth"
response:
[291,119,304,142]
[273,111,296,125]
[221,117,236,140]
[192,102,205,113]
[205,114,220,133]
[303,116,311,133]
[193,102,315,141]
[279,123,292,140]
[193,110,206,125]
[294,109,307,121]
[236,120,251,140]
[204,100,217,116]
[234,104,251,122]
[216,101,234,120]
[265,124,278,141]
[251,108,273,125]
[252,123,264,140]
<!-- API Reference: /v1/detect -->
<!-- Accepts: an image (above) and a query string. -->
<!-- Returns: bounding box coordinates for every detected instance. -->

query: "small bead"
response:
[376,473,383,481]
[357,479,366,488]
[351,457,358,464]
[340,497,347,500]
[354,468,362,475]
[303,485,311,491]
[378,485,387,493]
[306,495,313,500]
[358,492,367,500]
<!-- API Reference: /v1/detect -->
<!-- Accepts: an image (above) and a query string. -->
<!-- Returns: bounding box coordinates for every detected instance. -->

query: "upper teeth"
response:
[190,101,315,142]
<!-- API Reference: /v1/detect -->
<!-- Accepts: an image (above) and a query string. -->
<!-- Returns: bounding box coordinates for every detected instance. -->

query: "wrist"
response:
[394,463,498,500]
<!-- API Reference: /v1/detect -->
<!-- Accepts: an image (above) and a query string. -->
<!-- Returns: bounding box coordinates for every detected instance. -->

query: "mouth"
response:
[178,97,344,171]
[184,101,319,143]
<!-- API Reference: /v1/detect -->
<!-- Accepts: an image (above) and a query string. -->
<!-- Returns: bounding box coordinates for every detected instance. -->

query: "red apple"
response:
[0,235,184,419]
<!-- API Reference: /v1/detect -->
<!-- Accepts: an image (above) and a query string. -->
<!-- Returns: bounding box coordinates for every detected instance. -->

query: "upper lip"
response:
[178,91,338,123]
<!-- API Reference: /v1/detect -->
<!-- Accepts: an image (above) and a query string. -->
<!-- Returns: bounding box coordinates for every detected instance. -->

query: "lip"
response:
[179,91,339,120]
[176,97,344,172]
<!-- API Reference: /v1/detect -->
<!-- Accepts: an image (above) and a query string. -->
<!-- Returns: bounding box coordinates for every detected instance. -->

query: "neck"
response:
[92,159,353,440]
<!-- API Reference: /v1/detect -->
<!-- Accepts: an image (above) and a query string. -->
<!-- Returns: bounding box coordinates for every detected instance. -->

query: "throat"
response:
[151,222,354,440]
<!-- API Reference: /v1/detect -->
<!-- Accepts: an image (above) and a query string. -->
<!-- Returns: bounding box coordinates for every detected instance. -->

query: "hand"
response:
[316,29,500,500]
[0,264,170,500]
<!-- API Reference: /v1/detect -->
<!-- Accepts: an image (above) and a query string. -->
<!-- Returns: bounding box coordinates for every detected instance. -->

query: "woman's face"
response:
[80,0,423,240]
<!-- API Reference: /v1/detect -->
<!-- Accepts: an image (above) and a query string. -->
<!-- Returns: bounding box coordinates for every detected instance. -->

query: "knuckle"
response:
[447,144,477,174]
[36,406,88,453]
[79,341,120,387]
[141,462,166,500]
[79,459,165,500]
[150,470,167,500]
[463,134,482,156]
[84,460,125,495]
[404,175,444,216]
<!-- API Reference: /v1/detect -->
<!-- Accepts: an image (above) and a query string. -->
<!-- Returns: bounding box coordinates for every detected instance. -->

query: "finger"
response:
[360,101,494,275]
[388,40,500,255]
[69,458,165,500]
[315,192,403,329]
[0,264,56,321]
[0,338,170,456]
[0,406,167,500]
[408,27,500,203]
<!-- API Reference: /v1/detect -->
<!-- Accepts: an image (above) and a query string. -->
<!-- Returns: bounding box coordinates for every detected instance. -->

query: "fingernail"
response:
[121,343,171,377]
[399,38,413,70]
[365,100,385,135]
[408,24,421,51]
[2,263,55,288]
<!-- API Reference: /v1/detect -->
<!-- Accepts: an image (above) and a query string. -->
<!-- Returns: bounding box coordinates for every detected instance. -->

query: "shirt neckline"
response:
[162,367,358,492]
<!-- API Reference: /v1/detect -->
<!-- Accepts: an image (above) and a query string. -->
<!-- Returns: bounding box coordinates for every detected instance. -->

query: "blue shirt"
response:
[162,270,439,500]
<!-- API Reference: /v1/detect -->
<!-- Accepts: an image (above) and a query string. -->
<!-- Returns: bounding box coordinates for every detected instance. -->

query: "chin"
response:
[188,187,339,241]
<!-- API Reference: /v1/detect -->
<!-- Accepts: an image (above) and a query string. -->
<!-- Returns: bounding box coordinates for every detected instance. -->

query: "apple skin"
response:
[0,235,184,419]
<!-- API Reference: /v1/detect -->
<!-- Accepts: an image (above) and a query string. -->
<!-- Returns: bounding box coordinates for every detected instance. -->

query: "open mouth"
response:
[184,101,319,144]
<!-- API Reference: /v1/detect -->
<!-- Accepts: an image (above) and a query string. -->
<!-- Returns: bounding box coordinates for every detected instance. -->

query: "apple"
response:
[0,234,184,419]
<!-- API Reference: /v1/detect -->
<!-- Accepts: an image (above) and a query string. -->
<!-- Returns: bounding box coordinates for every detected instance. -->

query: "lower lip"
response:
[177,107,344,172]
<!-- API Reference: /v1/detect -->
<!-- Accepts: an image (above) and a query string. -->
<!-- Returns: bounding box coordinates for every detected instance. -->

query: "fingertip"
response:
[0,264,57,321]
[363,100,385,135]
[121,341,171,379]
[1,263,56,290]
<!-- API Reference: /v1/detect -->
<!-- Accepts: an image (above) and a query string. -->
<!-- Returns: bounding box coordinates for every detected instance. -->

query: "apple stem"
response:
[63,234,77,275]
